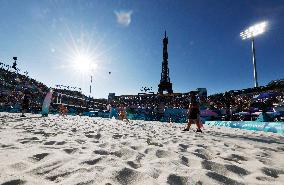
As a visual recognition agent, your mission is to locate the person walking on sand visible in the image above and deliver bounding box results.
[183,91,202,132]
[118,104,129,123]
[109,104,118,119]
[58,104,68,116]
[21,90,30,117]
[157,100,165,121]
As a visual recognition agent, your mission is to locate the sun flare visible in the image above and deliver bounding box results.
[71,52,97,73]
[55,27,114,89]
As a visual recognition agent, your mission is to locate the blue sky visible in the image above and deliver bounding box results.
[0,0,284,98]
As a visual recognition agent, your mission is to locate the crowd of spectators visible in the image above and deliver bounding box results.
[206,89,284,121]
[1,64,284,121]
[0,67,98,114]
[0,67,49,113]
[104,88,283,122]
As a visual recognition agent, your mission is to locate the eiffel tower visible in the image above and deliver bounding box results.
[158,31,173,94]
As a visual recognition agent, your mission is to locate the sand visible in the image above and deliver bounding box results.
[0,112,284,185]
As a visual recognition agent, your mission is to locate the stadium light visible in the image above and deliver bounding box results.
[240,21,267,88]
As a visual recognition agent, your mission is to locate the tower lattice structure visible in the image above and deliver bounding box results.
[158,31,173,94]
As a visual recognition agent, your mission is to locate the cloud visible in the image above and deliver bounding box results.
[114,10,133,27]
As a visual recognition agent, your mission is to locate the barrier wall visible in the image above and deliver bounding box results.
[205,121,284,134]
[2,106,283,135]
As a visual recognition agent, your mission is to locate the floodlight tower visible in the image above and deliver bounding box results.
[240,22,267,88]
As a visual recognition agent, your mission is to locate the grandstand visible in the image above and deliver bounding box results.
[0,65,283,121]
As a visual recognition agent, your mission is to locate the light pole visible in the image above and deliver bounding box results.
[88,64,96,98]
[90,75,92,97]
[240,21,267,88]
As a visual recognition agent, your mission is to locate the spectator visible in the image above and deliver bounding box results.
[21,90,30,117]
[183,92,202,132]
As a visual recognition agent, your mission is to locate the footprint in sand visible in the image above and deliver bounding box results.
[93,149,109,155]
[55,141,66,145]
[63,148,78,154]
[31,153,49,161]
[1,144,18,149]
[75,139,86,144]
[32,130,45,135]
[258,158,272,165]
[167,174,190,185]
[127,161,141,169]
[85,133,101,139]
[255,152,273,165]
[180,156,190,167]
[113,148,136,159]
[196,144,207,149]
[256,151,270,158]
[222,154,248,164]
[256,176,274,181]
[225,164,250,176]
[85,134,95,138]
[259,146,278,152]
[44,141,56,145]
[115,167,141,185]
[202,160,227,176]
[193,148,213,160]
[155,149,171,158]
[94,133,102,139]
[276,146,284,152]
[206,172,245,185]
[223,142,230,147]
[130,145,142,151]
[18,137,40,144]
[179,144,189,152]
[113,134,123,139]
[1,179,26,185]
[135,153,145,162]
[82,157,103,165]
[261,167,284,178]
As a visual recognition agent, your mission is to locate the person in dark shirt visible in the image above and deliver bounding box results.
[183,92,202,132]
[21,91,30,117]
[157,100,165,121]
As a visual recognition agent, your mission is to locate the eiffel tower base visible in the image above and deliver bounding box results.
[158,82,173,94]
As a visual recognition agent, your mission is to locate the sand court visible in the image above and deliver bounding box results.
[0,112,284,185]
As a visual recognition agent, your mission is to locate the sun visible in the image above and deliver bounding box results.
[71,52,97,73]
[55,28,114,84]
